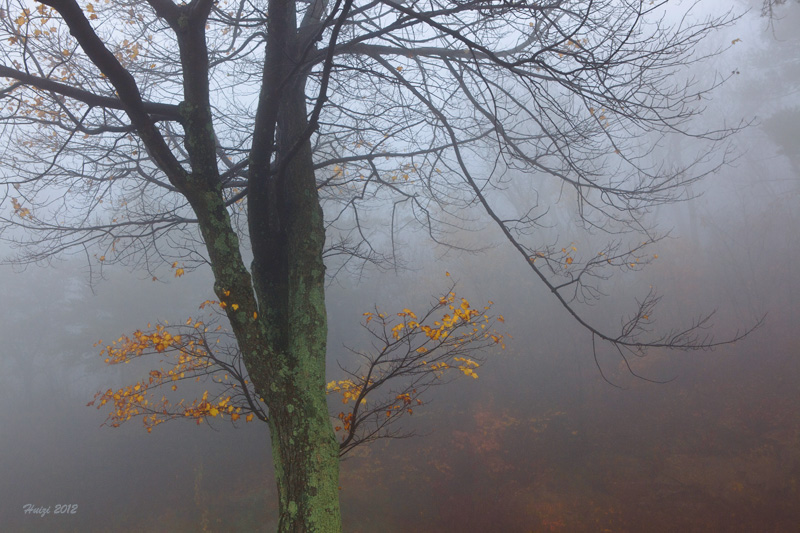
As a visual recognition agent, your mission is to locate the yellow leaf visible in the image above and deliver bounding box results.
[232,304,239,311]
[246,413,254,422]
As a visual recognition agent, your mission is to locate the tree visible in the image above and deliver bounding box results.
[0,0,757,530]
[760,0,797,21]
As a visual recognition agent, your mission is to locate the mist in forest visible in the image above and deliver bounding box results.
[1,2,799,531]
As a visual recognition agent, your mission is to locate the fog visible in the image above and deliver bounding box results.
[2,3,799,532]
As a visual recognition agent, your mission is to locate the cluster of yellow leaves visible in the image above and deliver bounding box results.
[388,162,418,182]
[529,243,579,269]
[366,290,507,359]
[90,319,257,432]
[334,411,354,433]
[364,293,503,347]
[453,356,480,378]
[562,245,577,267]
[114,39,140,64]
[84,3,99,20]
[99,322,191,362]
[8,5,57,44]
[7,94,75,122]
[89,381,252,432]
[172,261,185,277]
[327,161,421,186]
[182,391,253,424]
[385,390,423,417]
[331,388,423,434]
[566,38,590,47]
[417,357,480,379]
[199,299,219,309]
[14,3,146,63]
[326,379,368,405]
[326,379,370,435]
[529,251,546,263]
[556,37,590,58]
[589,107,611,128]
[13,5,54,27]
[198,290,257,319]
[327,286,506,440]
[10,197,31,219]
[13,8,31,27]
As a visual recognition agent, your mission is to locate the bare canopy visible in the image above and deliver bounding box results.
[0,0,756,530]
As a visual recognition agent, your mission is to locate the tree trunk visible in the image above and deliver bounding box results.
[259,93,341,530]
[179,0,341,526]
[247,16,342,526]
[183,62,341,533]
[267,361,341,532]
[258,134,340,531]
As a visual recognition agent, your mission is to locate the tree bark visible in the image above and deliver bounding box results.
[245,0,342,525]
[259,83,341,533]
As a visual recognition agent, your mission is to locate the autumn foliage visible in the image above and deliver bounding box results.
[89,280,506,452]
[324,282,506,454]
[88,302,266,432]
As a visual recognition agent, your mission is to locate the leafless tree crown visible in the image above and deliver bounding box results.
[0,0,757,370]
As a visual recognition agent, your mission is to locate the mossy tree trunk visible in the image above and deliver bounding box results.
[39,0,342,529]
[241,0,342,529]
